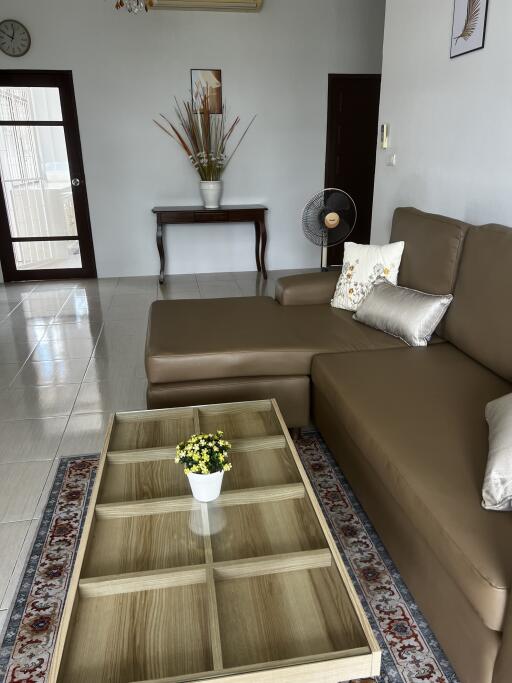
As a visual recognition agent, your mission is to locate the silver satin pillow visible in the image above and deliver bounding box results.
[483,393,512,511]
[353,281,453,347]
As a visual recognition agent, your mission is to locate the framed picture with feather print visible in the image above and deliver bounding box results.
[451,0,489,58]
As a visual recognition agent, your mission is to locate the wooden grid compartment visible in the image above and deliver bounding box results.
[99,459,190,504]
[108,409,196,452]
[81,511,206,578]
[50,400,380,683]
[197,401,282,439]
[58,583,212,683]
[216,565,367,669]
[209,497,327,563]
[223,444,301,491]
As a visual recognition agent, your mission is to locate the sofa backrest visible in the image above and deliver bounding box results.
[390,207,468,294]
[443,224,512,382]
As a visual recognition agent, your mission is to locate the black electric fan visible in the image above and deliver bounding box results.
[302,188,357,270]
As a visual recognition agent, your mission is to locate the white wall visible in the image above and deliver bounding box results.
[0,0,385,277]
[372,0,512,243]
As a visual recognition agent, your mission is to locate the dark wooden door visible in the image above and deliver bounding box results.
[324,74,381,266]
[0,70,96,281]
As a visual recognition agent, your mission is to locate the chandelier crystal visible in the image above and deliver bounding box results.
[114,0,153,12]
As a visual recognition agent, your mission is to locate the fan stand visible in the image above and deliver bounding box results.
[320,211,340,271]
[321,246,329,272]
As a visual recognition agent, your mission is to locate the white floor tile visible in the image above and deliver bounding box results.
[57,412,112,457]
[0,363,22,388]
[0,417,67,463]
[30,338,96,361]
[0,461,52,523]
[0,342,36,364]
[44,321,103,342]
[0,520,32,606]
[12,359,89,387]
[0,324,47,345]
[0,519,39,611]
[73,377,147,415]
[84,354,144,381]
[0,384,80,419]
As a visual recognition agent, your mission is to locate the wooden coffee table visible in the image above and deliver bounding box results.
[49,399,380,683]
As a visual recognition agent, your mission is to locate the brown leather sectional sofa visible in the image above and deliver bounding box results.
[146,207,512,683]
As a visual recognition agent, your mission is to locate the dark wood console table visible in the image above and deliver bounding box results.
[152,205,268,284]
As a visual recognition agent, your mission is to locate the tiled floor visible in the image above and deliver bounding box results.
[0,268,313,629]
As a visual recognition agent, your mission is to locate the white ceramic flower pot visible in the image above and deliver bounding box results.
[199,180,223,209]
[187,470,224,503]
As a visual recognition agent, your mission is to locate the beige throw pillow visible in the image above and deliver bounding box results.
[331,241,405,312]
[482,393,512,511]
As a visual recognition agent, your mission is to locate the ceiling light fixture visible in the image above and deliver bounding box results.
[114,0,153,13]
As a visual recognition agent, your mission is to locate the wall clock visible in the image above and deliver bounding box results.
[0,20,31,57]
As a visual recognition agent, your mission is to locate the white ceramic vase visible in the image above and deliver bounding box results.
[187,470,224,503]
[199,180,223,209]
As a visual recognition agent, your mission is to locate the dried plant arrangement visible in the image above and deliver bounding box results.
[155,88,256,181]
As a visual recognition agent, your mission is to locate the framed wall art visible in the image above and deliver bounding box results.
[451,0,489,58]
[191,69,222,113]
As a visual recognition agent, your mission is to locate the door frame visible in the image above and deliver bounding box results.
[0,70,97,281]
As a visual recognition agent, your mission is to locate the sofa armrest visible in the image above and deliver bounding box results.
[275,271,340,306]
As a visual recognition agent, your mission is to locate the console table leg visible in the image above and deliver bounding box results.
[254,221,262,273]
[259,219,268,279]
[156,222,165,284]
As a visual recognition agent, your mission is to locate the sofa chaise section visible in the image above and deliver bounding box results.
[145,295,410,425]
[146,207,467,426]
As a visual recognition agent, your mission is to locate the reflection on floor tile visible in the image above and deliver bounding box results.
[13,359,89,387]
[0,342,36,365]
[84,354,144,381]
[93,333,143,358]
[0,384,80,419]
[73,378,147,415]
[158,288,201,300]
[31,338,97,361]
[0,324,46,345]
[44,321,103,341]
[0,363,22,388]
[198,284,244,299]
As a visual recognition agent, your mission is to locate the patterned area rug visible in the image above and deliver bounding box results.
[0,432,459,683]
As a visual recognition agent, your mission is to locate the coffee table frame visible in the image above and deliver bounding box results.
[49,399,380,683]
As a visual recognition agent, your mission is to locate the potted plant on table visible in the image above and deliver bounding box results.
[176,430,232,503]
[155,88,256,209]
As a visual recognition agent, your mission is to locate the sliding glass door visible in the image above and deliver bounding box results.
[0,71,96,280]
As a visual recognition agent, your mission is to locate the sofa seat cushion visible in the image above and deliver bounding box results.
[311,344,512,632]
[146,297,420,385]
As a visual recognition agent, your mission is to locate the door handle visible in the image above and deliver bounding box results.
[71,178,81,187]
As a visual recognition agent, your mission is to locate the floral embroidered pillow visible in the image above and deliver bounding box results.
[331,241,405,312]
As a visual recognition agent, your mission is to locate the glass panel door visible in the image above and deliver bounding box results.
[0,72,96,281]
